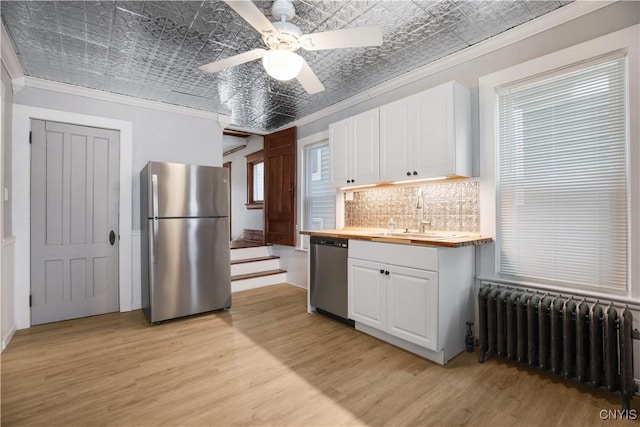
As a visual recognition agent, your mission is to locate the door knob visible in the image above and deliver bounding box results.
[109,230,116,246]
[380,269,385,274]
[385,270,390,275]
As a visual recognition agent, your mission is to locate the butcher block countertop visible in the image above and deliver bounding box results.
[300,228,493,248]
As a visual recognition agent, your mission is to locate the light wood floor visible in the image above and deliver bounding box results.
[2,284,638,426]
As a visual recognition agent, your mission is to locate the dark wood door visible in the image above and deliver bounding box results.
[264,127,296,246]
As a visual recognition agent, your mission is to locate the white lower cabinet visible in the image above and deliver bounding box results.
[386,265,438,350]
[348,240,474,365]
[348,259,438,351]
[349,259,386,330]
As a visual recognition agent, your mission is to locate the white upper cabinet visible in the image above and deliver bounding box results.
[379,97,412,182]
[329,117,350,187]
[379,81,471,182]
[329,109,380,188]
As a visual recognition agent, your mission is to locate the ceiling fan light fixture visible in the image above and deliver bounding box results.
[262,49,303,81]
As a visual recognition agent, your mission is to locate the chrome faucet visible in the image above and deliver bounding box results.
[416,188,431,233]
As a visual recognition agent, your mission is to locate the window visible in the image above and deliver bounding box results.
[246,150,264,209]
[304,142,335,235]
[252,162,264,201]
[496,55,628,293]
[310,146,322,182]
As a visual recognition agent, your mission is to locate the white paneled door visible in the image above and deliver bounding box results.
[30,119,120,325]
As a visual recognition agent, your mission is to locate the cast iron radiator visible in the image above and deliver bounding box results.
[478,284,637,410]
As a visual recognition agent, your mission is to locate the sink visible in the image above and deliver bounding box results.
[372,232,468,240]
[392,232,439,239]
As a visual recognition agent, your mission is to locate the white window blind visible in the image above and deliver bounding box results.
[304,143,335,232]
[497,55,628,293]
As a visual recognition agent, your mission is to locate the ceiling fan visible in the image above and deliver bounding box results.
[198,0,383,94]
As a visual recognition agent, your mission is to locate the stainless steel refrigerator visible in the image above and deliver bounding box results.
[140,161,231,324]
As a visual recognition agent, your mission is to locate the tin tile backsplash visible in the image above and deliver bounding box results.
[344,180,479,232]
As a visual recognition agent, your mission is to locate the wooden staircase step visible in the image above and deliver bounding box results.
[230,245,271,262]
[231,255,280,265]
[231,269,287,282]
[230,241,267,249]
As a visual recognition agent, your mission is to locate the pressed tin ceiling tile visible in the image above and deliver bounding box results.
[1,0,570,132]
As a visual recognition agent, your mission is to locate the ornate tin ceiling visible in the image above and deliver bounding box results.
[1,1,570,132]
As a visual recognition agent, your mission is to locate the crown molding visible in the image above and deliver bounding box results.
[217,114,232,130]
[22,76,221,121]
[298,129,329,146]
[11,76,26,95]
[224,125,268,136]
[284,0,616,132]
[1,21,25,82]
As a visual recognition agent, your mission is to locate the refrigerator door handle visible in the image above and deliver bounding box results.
[152,219,159,264]
[151,174,159,264]
[151,174,159,219]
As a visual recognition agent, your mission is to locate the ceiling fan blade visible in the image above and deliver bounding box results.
[199,48,267,73]
[224,0,279,36]
[299,25,383,51]
[297,60,324,94]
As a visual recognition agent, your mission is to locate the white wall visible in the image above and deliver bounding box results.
[1,64,16,349]
[11,85,225,327]
[272,245,307,288]
[2,66,13,238]
[223,135,264,240]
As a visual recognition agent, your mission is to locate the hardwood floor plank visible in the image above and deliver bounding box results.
[2,284,638,426]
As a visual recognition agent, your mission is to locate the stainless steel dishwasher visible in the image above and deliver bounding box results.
[310,236,354,326]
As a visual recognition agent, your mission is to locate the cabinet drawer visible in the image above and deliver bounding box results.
[349,240,438,271]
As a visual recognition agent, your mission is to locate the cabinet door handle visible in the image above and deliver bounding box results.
[406,172,411,176]
[379,269,385,274]
[346,179,351,183]
[413,171,418,175]
[385,270,390,275]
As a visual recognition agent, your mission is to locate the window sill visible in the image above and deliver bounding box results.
[245,202,264,210]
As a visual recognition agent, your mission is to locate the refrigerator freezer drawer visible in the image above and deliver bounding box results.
[147,217,231,323]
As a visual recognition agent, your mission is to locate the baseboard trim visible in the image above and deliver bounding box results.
[232,277,288,293]
[286,281,307,290]
[2,322,17,351]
